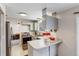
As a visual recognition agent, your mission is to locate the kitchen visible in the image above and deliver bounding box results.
[6,5,62,56]
[0,3,79,56]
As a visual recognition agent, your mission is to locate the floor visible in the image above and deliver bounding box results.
[11,44,28,56]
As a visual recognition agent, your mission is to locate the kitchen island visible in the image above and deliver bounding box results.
[28,39,62,56]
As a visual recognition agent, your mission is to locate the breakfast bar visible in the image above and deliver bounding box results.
[28,39,62,56]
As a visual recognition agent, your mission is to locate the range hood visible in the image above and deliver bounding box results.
[39,8,58,32]
[42,8,57,19]
[42,8,47,18]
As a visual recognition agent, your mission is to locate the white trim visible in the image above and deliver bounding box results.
[0,3,6,56]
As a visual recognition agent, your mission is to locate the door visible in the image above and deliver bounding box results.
[75,13,79,56]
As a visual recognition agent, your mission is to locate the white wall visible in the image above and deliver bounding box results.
[57,6,79,56]
[0,3,6,56]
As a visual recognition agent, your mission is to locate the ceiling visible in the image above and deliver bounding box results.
[5,3,79,20]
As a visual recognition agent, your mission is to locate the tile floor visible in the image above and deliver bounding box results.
[11,45,28,56]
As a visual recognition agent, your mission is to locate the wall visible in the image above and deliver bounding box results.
[57,6,79,56]
[0,3,6,56]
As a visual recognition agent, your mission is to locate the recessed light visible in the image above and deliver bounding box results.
[18,12,27,16]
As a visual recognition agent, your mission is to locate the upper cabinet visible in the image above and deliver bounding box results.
[39,15,58,31]
[46,15,58,31]
[39,19,46,31]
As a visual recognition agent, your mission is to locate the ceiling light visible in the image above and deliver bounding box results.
[37,18,41,20]
[20,13,26,16]
[18,12,27,16]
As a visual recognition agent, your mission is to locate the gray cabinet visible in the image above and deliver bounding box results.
[39,15,58,31]
[39,19,46,31]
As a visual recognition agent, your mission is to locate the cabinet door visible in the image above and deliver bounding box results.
[34,22,38,31]
[50,45,57,56]
[46,15,58,31]
[39,19,46,31]
[39,15,58,31]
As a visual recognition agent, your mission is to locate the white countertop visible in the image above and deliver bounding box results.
[28,39,62,49]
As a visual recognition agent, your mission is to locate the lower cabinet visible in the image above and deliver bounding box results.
[28,43,57,56]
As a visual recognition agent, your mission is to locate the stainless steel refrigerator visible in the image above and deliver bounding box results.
[6,21,12,56]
